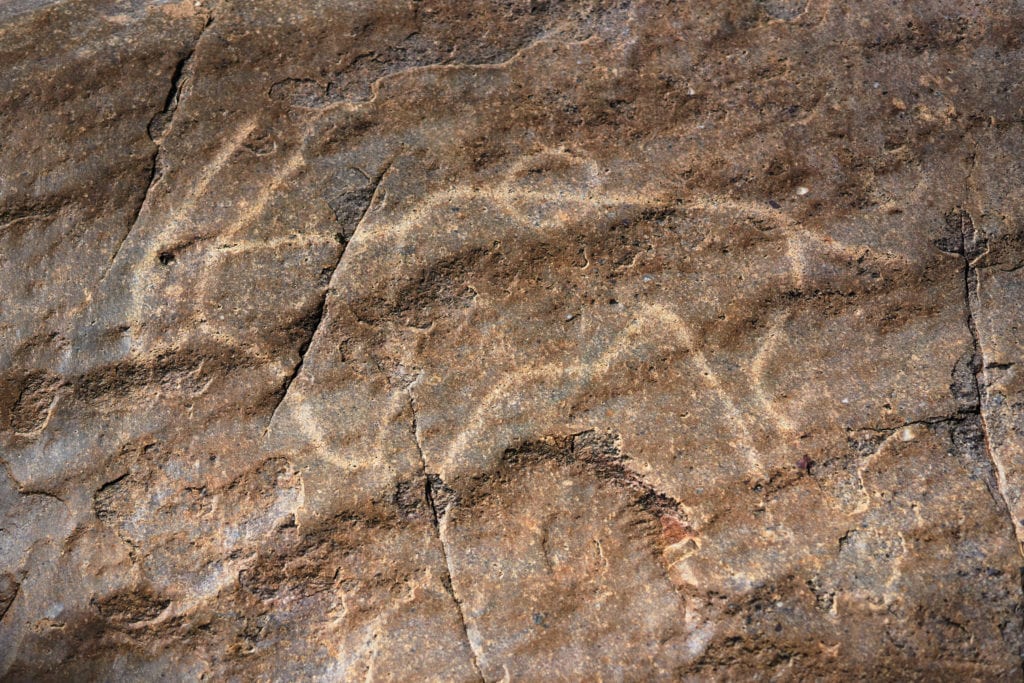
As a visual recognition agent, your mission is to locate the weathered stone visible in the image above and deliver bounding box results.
[1,0,1023,679]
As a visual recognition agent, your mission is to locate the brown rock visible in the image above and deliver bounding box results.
[1,0,1022,679]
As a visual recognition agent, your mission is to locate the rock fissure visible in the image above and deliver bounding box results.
[100,13,214,284]
[407,389,486,683]
[263,298,325,435]
[958,208,1021,553]
[264,162,391,435]
[854,413,972,435]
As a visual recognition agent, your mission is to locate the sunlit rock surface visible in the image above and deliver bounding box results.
[2,0,1023,679]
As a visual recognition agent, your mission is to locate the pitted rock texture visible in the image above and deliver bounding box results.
[2,0,1024,680]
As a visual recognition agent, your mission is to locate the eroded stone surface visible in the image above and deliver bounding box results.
[1,0,1023,679]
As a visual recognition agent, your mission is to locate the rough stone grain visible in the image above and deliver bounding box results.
[1,0,1023,680]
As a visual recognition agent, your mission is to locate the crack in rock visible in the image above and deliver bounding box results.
[407,388,486,683]
[263,162,392,436]
[956,207,1021,552]
[99,12,214,284]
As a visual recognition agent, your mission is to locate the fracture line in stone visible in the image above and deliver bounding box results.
[407,387,487,682]
[263,162,392,437]
[99,143,159,285]
[99,12,214,286]
[263,298,325,437]
[960,209,1021,553]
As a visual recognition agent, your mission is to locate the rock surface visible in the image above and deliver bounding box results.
[2,0,1024,679]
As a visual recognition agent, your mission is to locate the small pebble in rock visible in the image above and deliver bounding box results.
[795,186,809,196]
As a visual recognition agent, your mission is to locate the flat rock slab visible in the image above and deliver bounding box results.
[2,1,1023,680]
